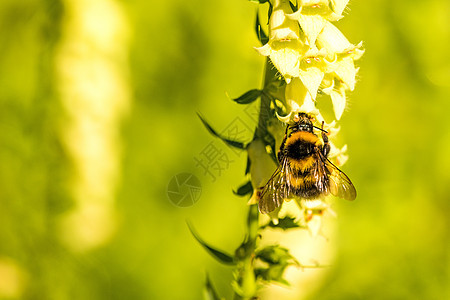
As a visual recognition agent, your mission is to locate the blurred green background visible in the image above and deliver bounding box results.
[0,0,449,299]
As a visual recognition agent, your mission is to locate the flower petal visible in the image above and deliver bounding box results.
[328,143,348,166]
[270,0,300,41]
[285,78,320,114]
[255,43,272,56]
[330,0,349,16]
[334,57,356,91]
[316,21,351,54]
[270,47,302,79]
[298,66,324,99]
[299,0,332,16]
[330,87,346,120]
[289,10,326,46]
[320,74,335,94]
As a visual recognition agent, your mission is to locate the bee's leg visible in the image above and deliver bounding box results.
[322,133,330,157]
[277,125,289,163]
[321,121,331,157]
[277,150,282,163]
[277,137,287,163]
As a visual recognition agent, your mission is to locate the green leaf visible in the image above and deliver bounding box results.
[289,0,298,12]
[254,245,299,285]
[231,280,245,298]
[255,13,269,45]
[232,89,262,104]
[261,216,305,231]
[254,267,290,286]
[197,113,246,149]
[233,181,253,197]
[203,273,221,300]
[234,236,255,261]
[188,222,236,265]
[256,245,296,265]
[249,0,269,4]
[267,2,273,25]
[245,155,251,175]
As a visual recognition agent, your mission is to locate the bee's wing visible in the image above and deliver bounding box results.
[321,155,357,201]
[313,153,331,195]
[258,158,291,214]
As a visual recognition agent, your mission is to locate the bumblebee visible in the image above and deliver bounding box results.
[258,113,356,214]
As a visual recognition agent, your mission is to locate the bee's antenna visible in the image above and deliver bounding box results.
[313,126,328,134]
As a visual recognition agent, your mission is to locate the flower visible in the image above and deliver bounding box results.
[297,199,336,237]
[285,77,319,114]
[256,0,306,82]
[256,0,363,120]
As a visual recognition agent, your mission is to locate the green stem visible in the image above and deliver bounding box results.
[254,58,278,140]
[233,58,278,300]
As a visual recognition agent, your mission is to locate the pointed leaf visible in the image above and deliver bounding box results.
[233,181,253,197]
[231,280,245,298]
[255,267,291,286]
[255,13,269,45]
[254,245,298,286]
[289,0,297,12]
[188,222,236,265]
[197,113,246,149]
[232,89,262,104]
[245,155,251,175]
[203,273,221,300]
[256,245,299,266]
[261,216,304,230]
[267,2,273,24]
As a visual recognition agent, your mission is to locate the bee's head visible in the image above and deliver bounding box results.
[291,113,314,133]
